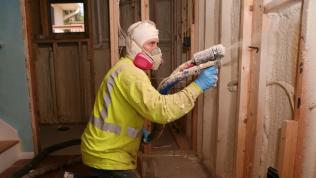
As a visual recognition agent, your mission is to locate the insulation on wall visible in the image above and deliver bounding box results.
[255,3,301,176]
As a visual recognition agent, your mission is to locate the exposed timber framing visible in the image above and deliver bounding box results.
[277,120,298,178]
[245,0,265,177]
[39,0,49,37]
[216,0,234,176]
[86,0,95,101]
[190,24,198,152]
[193,0,205,159]
[169,125,190,151]
[21,0,40,154]
[109,0,119,66]
[141,0,149,21]
[294,0,316,177]
[141,0,151,154]
[264,0,302,13]
[22,0,95,150]
[234,0,253,177]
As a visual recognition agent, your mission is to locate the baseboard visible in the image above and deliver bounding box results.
[18,151,34,159]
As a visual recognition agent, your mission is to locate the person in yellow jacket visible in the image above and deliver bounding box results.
[79,20,218,178]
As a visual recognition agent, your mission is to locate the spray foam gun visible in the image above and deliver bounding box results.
[158,44,226,92]
[143,44,225,144]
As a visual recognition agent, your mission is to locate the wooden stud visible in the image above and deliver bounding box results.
[78,42,86,120]
[187,0,192,29]
[169,125,190,151]
[141,0,149,20]
[171,0,175,70]
[175,0,182,68]
[141,0,151,154]
[190,24,197,152]
[293,0,316,177]
[244,0,266,177]
[52,42,59,123]
[39,0,49,37]
[182,0,190,139]
[109,0,119,66]
[87,0,96,102]
[277,120,298,178]
[21,0,40,154]
[264,0,302,13]
[181,0,186,65]
[193,0,205,159]
[234,0,253,177]
[216,0,234,176]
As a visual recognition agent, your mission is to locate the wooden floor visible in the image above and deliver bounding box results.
[141,152,209,178]
[0,156,95,178]
[1,126,208,178]
[40,124,85,155]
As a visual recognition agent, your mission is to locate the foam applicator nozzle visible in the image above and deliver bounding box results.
[192,44,225,65]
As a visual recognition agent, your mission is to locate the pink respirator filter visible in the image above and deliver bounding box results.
[133,52,153,70]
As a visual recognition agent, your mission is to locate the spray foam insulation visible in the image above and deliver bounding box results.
[259,2,301,172]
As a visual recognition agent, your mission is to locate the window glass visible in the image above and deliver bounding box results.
[50,3,85,33]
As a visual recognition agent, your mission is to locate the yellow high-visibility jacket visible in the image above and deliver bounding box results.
[81,57,202,170]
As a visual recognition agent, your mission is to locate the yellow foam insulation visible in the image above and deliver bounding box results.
[259,2,301,175]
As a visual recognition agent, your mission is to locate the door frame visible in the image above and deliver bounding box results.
[21,0,40,154]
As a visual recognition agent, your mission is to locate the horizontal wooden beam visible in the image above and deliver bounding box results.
[264,0,302,13]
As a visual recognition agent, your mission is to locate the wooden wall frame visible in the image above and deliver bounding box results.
[21,0,40,154]
[293,0,315,177]
[109,0,119,66]
[234,0,254,177]
[235,0,303,177]
[140,0,152,154]
[244,0,265,177]
[22,0,95,152]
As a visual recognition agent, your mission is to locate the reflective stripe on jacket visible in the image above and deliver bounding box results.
[81,57,202,170]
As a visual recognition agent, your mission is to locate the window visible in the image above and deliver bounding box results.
[49,0,88,36]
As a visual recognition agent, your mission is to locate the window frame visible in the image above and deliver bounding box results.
[47,0,89,39]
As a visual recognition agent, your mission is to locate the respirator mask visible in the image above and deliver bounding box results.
[126,21,163,70]
[133,43,163,71]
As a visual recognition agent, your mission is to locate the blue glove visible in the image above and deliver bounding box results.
[159,80,179,95]
[194,66,218,91]
[142,128,152,144]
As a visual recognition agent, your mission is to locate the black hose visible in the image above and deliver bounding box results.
[11,139,81,178]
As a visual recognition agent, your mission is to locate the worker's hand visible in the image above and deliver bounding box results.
[194,66,218,91]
